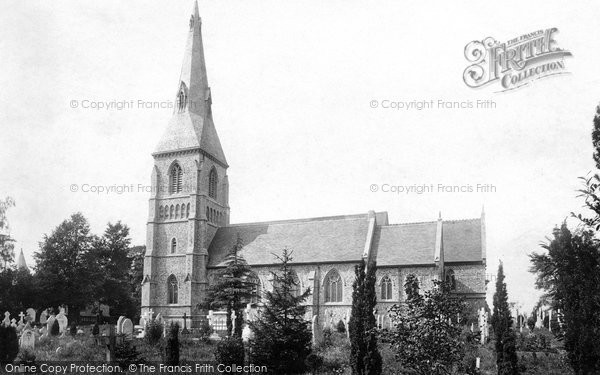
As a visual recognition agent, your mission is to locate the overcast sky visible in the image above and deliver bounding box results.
[2,0,600,312]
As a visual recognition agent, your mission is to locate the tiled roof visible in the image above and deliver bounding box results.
[442,219,482,262]
[207,214,371,267]
[207,214,483,267]
[374,222,438,266]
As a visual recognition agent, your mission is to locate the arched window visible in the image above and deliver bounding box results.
[159,206,163,220]
[170,163,183,194]
[324,269,343,303]
[169,205,174,219]
[248,273,261,304]
[167,275,178,304]
[381,276,392,300]
[445,269,456,291]
[205,206,209,221]
[171,238,177,254]
[176,82,187,112]
[175,204,180,219]
[186,203,190,218]
[208,167,218,199]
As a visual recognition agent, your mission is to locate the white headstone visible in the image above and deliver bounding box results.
[18,312,25,324]
[116,316,126,334]
[26,308,36,323]
[40,310,48,324]
[56,312,68,333]
[47,315,56,334]
[2,312,10,327]
[20,329,35,350]
[139,317,147,330]
[155,313,164,325]
[11,318,17,328]
[242,324,253,342]
[122,319,134,340]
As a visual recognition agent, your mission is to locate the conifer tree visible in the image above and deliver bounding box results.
[491,263,519,375]
[248,249,312,374]
[349,260,382,375]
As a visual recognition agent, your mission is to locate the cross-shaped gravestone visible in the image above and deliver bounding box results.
[18,312,25,324]
[182,313,189,334]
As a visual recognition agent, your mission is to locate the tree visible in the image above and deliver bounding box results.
[491,263,519,375]
[92,222,136,317]
[164,322,180,365]
[349,260,382,375]
[34,213,101,320]
[529,223,600,374]
[592,104,600,170]
[0,197,16,269]
[203,234,256,338]
[248,249,312,374]
[128,245,145,319]
[384,274,474,375]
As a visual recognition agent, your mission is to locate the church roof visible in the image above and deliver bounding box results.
[207,213,484,267]
[16,249,29,271]
[208,214,372,267]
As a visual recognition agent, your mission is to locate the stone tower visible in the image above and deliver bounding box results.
[141,1,229,325]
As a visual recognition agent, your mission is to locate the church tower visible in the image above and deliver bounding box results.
[141,1,229,325]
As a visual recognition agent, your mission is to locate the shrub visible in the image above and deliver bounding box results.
[92,323,99,336]
[145,319,163,346]
[115,337,144,369]
[17,348,36,365]
[164,322,180,366]
[197,319,213,342]
[0,325,19,364]
[69,323,77,337]
[305,353,324,375]
[50,320,60,336]
[322,327,333,347]
[336,320,346,334]
[215,336,245,371]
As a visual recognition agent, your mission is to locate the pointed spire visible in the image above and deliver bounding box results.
[16,249,28,272]
[154,1,227,166]
[438,211,442,221]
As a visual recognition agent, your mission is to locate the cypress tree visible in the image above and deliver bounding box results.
[349,260,382,375]
[491,263,519,375]
[164,322,180,366]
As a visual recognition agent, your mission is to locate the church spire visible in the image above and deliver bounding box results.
[16,248,28,272]
[177,0,210,117]
[154,1,227,166]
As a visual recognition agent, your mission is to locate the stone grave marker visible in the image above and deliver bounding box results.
[2,312,10,326]
[56,311,68,334]
[26,308,36,323]
[20,329,35,350]
[46,314,56,335]
[18,311,25,324]
[40,310,48,324]
[116,316,125,334]
[121,318,133,340]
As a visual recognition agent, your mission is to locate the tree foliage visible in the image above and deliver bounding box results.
[491,263,519,375]
[248,249,312,374]
[349,260,382,375]
[203,234,256,338]
[0,197,16,269]
[529,223,600,374]
[384,274,474,375]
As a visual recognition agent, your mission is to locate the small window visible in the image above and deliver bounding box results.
[208,167,218,199]
[248,273,261,304]
[170,163,183,194]
[381,276,393,300]
[324,269,343,302]
[167,275,178,304]
[171,238,177,254]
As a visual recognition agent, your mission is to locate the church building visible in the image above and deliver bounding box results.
[141,2,487,328]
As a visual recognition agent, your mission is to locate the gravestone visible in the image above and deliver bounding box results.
[155,313,164,325]
[139,317,147,330]
[116,316,125,334]
[46,315,56,335]
[18,312,25,324]
[241,324,253,342]
[121,319,133,341]
[56,311,68,334]
[26,308,36,323]
[40,310,48,324]
[11,318,17,328]
[2,312,10,326]
[20,329,35,350]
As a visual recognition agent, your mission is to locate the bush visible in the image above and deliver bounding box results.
[0,325,19,364]
[164,322,180,366]
[69,323,77,337]
[305,353,324,375]
[115,337,144,369]
[51,320,60,336]
[17,348,36,365]
[145,319,163,346]
[92,323,99,336]
[215,336,245,372]
[321,327,333,347]
[197,319,213,342]
[336,320,346,334]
